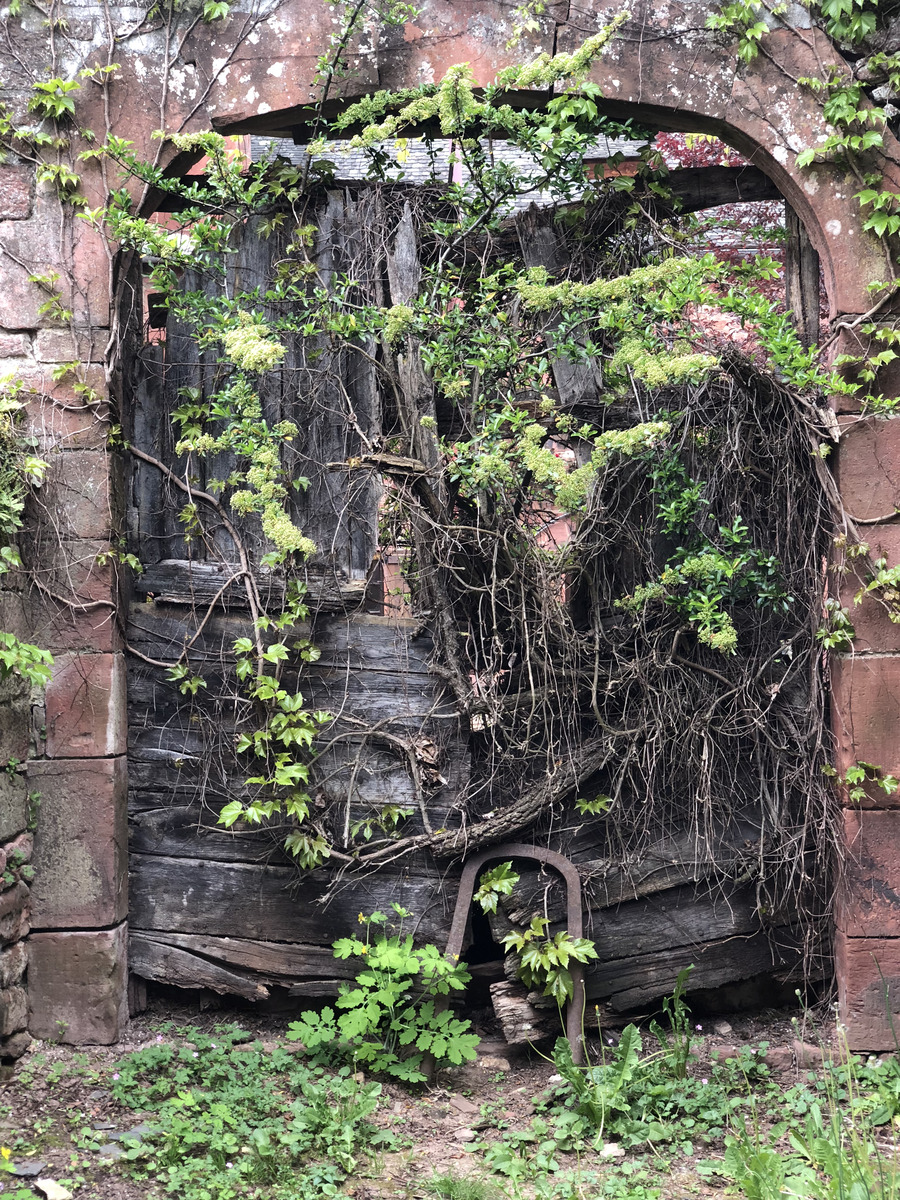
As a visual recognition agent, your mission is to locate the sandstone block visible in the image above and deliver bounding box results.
[28,756,127,928]
[0,1030,32,1059]
[836,418,900,523]
[28,924,128,1044]
[827,327,900,415]
[0,332,29,358]
[21,369,110,453]
[831,655,900,789]
[837,524,900,655]
[0,673,32,766]
[0,883,28,945]
[34,328,103,364]
[0,942,27,988]
[15,540,119,654]
[0,882,29,945]
[0,987,26,1037]
[0,166,33,220]
[5,832,32,864]
[0,773,29,843]
[838,810,900,936]
[45,652,126,758]
[792,1038,824,1068]
[1,190,107,328]
[835,930,900,1050]
[0,260,47,330]
[43,450,115,541]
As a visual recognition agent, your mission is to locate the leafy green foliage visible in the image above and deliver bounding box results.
[217,594,331,863]
[501,916,598,1005]
[618,458,791,655]
[648,965,695,1080]
[0,383,52,689]
[817,598,857,651]
[474,861,520,914]
[109,1023,394,1199]
[822,759,899,802]
[705,0,771,62]
[28,77,81,121]
[286,907,480,1081]
[0,632,53,687]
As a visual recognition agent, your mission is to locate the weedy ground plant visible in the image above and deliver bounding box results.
[285,905,480,1081]
[3,978,900,1200]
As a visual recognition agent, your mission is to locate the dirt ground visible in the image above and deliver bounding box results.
[0,994,834,1200]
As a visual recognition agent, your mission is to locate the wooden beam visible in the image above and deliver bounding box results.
[785,201,822,348]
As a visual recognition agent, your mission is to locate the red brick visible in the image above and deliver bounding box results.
[835,930,900,1051]
[27,924,128,1044]
[831,655,900,788]
[0,166,33,220]
[837,525,900,653]
[836,417,900,522]
[45,651,126,757]
[28,756,127,929]
[838,810,900,935]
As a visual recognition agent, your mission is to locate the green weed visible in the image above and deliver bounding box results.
[108,1023,396,1199]
[286,906,479,1081]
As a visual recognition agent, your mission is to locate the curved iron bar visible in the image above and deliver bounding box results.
[444,842,587,1065]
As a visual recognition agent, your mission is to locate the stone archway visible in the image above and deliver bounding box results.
[7,0,899,1050]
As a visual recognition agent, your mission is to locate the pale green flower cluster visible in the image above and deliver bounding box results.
[495,16,627,88]
[556,421,671,512]
[384,303,416,344]
[221,313,286,373]
[438,64,477,135]
[609,339,718,387]
[520,423,568,487]
[516,258,702,312]
[260,506,317,557]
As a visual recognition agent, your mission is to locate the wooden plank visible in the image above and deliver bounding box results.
[586,926,806,1011]
[490,980,561,1045]
[785,201,821,349]
[503,818,763,923]
[128,852,455,946]
[126,604,438,674]
[132,931,354,979]
[133,560,367,614]
[288,980,350,997]
[661,165,780,214]
[129,805,290,864]
[129,935,270,1000]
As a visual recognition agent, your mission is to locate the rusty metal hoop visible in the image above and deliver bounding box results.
[445,842,587,1064]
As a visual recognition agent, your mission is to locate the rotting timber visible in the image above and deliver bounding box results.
[123,178,836,1031]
